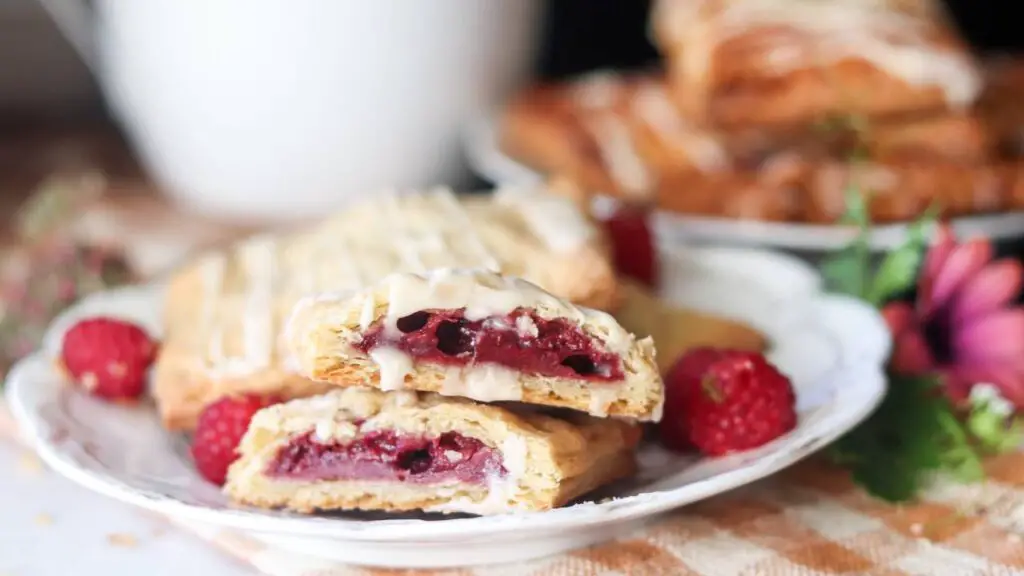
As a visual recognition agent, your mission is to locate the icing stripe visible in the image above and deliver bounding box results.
[434,188,502,271]
[584,114,653,197]
[239,235,278,371]
[632,83,730,173]
[386,191,429,272]
[197,253,226,367]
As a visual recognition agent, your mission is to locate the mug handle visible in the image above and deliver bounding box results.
[35,0,97,73]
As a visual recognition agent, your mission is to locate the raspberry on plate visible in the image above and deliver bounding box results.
[60,317,158,401]
[660,348,797,456]
[602,207,659,287]
[191,394,282,486]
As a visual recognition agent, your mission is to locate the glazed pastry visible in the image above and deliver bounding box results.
[225,387,639,514]
[152,186,619,430]
[977,58,1024,155]
[500,71,1022,223]
[500,72,731,204]
[650,0,982,128]
[285,268,664,421]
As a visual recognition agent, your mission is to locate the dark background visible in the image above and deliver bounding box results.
[535,0,1020,80]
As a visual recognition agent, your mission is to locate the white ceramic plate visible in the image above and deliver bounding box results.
[6,246,888,569]
[465,117,1024,252]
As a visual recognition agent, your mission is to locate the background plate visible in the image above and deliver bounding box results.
[464,117,1024,253]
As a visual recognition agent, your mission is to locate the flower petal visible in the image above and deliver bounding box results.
[953,259,1024,326]
[922,238,993,316]
[940,367,975,405]
[890,329,936,375]
[881,302,916,335]
[955,309,1024,363]
[919,223,957,302]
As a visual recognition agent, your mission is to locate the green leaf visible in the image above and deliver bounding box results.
[839,184,871,228]
[936,411,985,482]
[816,130,986,503]
[966,385,1024,454]
[821,247,868,299]
[865,244,921,306]
[865,212,935,305]
[829,373,982,502]
[820,186,874,299]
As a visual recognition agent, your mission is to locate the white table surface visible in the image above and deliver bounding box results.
[0,437,256,576]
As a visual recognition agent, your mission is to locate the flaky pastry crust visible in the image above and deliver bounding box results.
[284,269,664,422]
[153,186,619,430]
[225,387,639,515]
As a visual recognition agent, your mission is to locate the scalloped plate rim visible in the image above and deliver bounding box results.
[5,247,890,543]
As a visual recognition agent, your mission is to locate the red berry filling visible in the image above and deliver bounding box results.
[356,308,624,382]
[266,430,505,485]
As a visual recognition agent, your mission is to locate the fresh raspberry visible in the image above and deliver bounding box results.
[191,394,282,485]
[602,207,659,287]
[60,317,158,401]
[658,348,727,451]
[659,348,797,456]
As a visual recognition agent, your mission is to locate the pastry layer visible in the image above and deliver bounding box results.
[284,269,664,421]
[153,186,619,430]
[650,0,981,127]
[225,387,639,515]
[499,71,1024,223]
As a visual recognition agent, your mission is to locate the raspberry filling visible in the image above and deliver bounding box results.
[356,308,624,381]
[266,429,505,485]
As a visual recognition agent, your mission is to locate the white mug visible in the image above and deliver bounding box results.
[37,0,544,221]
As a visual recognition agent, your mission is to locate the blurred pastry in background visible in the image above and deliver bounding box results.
[649,0,982,129]
[499,70,1023,223]
[498,0,1024,226]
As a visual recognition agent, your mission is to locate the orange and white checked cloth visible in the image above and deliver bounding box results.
[10,388,1014,576]
[6,406,1020,575]
[167,456,1024,576]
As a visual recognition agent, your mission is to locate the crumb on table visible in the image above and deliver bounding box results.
[106,533,139,548]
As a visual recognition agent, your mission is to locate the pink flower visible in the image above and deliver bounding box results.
[883,224,1024,408]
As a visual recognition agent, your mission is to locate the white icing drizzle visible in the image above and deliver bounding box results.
[239,235,278,371]
[196,253,226,352]
[370,347,414,391]
[204,236,278,376]
[385,190,429,272]
[572,70,624,110]
[494,187,596,252]
[335,232,369,292]
[569,71,654,196]
[432,188,502,271]
[381,269,566,325]
[584,114,654,197]
[358,291,378,331]
[655,0,982,107]
[196,185,603,379]
[369,268,630,351]
[442,364,524,403]
[631,82,730,173]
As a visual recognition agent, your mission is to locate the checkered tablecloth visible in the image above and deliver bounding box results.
[5,402,1023,576]
[191,458,1024,575]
